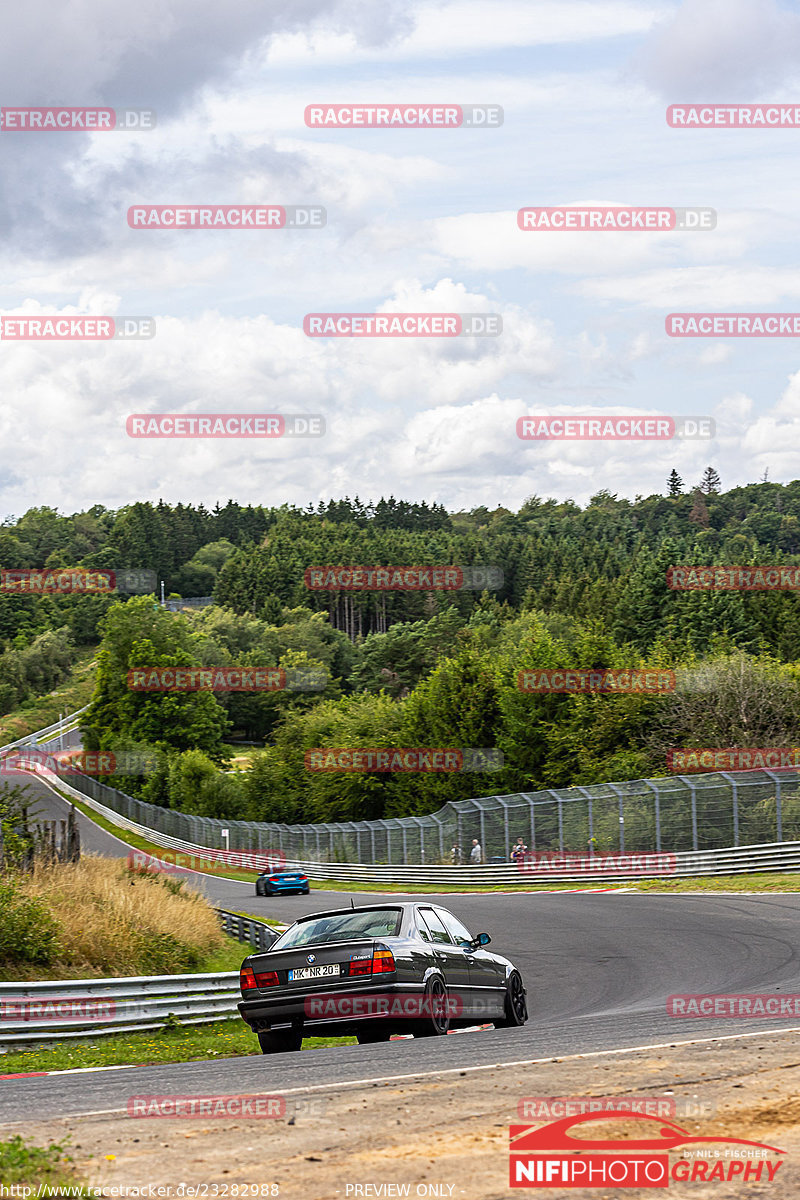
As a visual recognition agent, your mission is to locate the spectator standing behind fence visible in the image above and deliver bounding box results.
[510,836,527,862]
[470,838,482,864]
[450,842,462,865]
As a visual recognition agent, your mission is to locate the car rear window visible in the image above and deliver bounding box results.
[270,908,402,949]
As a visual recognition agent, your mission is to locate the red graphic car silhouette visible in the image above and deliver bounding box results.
[510,1111,785,1155]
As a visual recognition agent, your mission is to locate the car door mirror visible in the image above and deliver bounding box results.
[459,939,473,951]
[477,932,491,947]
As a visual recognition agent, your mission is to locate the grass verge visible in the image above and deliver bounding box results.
[0,1019,353,1075]
[2,856,248,981]
[0,648,97,745]
[0,1134,91,1192]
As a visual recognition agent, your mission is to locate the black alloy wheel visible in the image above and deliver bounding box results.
[412,975,450,1037]
[494,971,527,1027]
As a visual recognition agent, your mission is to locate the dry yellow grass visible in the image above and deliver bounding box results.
[15,856,225,977]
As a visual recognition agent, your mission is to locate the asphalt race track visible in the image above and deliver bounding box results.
[3,773,800,1126]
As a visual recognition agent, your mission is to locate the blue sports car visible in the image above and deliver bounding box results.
[255,865,310,896]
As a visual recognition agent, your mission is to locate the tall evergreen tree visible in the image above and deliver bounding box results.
[700,466,722,495]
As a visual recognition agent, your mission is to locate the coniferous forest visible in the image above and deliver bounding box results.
[3,477,800,825]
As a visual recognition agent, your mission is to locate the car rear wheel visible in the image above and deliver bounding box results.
[258,1029,302,1054]
[494,971,527,1027]
[356,1025,393,1044]
[412,975,450,1037]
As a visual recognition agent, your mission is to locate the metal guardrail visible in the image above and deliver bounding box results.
[0,908,280,1048]
[55,744,800,861]
[0,706,89,759]
[0,971,241,1047]
[18,761,800,883]
[216,909,280,953]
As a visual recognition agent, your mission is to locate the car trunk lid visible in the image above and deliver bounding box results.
[245,938,377,992]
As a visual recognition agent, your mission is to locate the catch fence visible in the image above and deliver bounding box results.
[63,766,800,865]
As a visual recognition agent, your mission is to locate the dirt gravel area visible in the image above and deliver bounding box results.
[10,1033,800,1199]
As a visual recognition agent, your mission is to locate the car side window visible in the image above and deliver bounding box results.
[438,910,473,945]
[418,908,453,945]
[415,912,431,941]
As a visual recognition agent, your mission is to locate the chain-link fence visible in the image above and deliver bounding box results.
[63,766,800,865]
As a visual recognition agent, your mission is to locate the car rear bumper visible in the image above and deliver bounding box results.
[238,980,504,1034]
[239,981,430,1035]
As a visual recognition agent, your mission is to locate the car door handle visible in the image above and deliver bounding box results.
[434,951,447,961]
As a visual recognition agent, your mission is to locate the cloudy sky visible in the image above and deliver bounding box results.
[3,0,800,516]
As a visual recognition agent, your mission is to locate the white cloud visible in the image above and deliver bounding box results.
[266,1,668,67]
[578,265,800,306]
[635,0,800,99]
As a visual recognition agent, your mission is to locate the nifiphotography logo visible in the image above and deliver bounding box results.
[509,1111,785,1188]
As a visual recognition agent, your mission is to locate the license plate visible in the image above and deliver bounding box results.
[288,964,340,981]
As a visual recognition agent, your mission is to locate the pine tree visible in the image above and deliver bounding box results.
[700,466,721,495]
[667,469,682,497]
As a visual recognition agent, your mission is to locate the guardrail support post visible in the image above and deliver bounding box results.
[522,795,536,850]
[719,774,740,847]
[675,777,699,850]
[764,770,787,843]
[644,781,661,851]
[607,785,625,853]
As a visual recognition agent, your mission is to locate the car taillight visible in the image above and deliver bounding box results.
[240,965,257,992]
[255,970,279,987]
[372,949,395,974]
[348,959,372,976]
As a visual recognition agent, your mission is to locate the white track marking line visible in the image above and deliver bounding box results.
[4,1024,800,1122]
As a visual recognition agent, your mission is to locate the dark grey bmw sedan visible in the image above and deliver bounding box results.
[238,901,527,1052]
